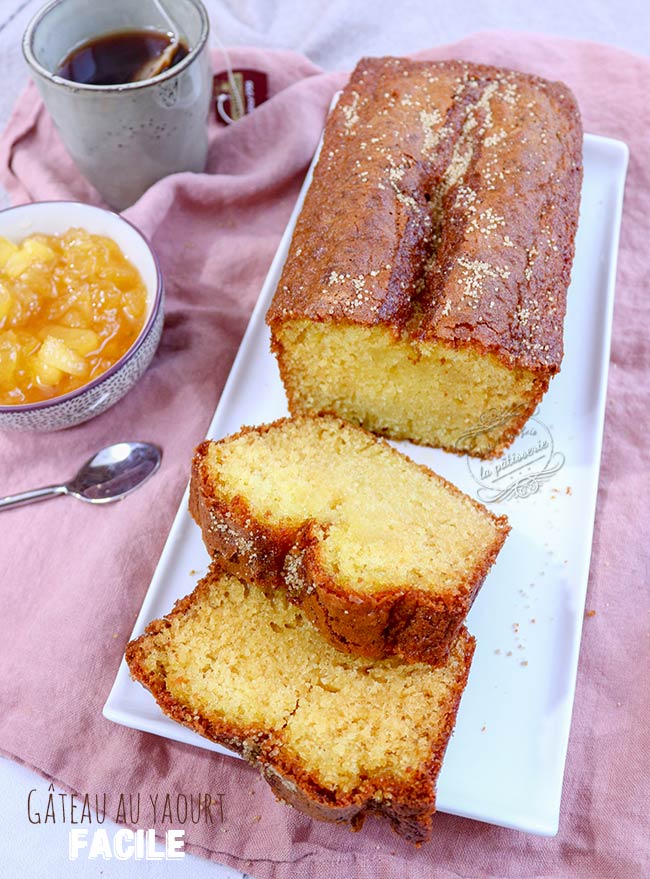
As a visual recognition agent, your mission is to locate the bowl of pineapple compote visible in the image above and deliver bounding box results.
[0,202,163,430]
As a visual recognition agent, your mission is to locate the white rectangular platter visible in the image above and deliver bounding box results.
[105,131,628,837]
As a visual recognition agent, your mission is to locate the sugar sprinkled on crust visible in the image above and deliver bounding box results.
[266,57,583,457]
[190,415,509,664]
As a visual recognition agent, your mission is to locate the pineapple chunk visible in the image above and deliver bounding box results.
[32,356,63,387]
[0,237,19,269]
[0,331,19,385]
[23,238,57,262]
[122,289,146,322]
[47,325,99,356]
[102,265,140,291]
[4,239,57,278]
[3,250,33,279]
[14,330,39,356]
[0,284,11,323]
[59,309,86,328]
[38,335,88,377]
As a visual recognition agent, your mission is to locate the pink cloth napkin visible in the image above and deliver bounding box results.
[0,34,648,879]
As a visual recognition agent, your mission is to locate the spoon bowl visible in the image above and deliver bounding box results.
[68,442,162,503]
[0,442,162,511]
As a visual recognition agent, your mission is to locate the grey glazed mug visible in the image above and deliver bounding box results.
[22,0,212,210]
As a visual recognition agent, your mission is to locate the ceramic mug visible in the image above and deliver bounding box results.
[22,0,212,210]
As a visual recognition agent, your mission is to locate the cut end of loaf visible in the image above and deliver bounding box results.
[266,57,582,458]
[126,568,476,842]
[270,321,548,458]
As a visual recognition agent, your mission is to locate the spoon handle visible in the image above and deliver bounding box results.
[0,484,68,511]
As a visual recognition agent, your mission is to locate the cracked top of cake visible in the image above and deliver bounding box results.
[267,56,583,375]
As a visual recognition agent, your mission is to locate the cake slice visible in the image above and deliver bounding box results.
[126,567,476,843]
[267,57,583,457]
[190,415,508,666]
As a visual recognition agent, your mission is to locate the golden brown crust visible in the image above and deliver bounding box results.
[259,644,472,846]
[125,584,268,756]
[189,415,509,665]
[125,571,476,845]
[267,56,583,377]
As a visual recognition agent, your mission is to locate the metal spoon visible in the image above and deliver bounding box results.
[0,442,162,511]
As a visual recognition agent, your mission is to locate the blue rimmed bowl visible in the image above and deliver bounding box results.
[0,201,164,431]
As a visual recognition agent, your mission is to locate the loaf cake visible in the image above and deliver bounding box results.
[190,415,508,665]
[126,566,476,843]
[267,57,583,457]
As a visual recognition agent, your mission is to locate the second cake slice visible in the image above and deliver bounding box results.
[126,566,475,843]
[190,415,508,665]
